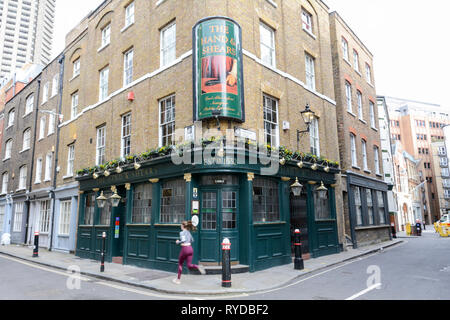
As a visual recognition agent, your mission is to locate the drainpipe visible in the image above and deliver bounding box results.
[24,76,42,245]
[49,54,65,252]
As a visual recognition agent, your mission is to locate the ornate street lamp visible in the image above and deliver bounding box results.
[316,182,328,199]
[96,191,107,208]
[290,178,303,197]
[297,104,316,150]
[110,191,122,208]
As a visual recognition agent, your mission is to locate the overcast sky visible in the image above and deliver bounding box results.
[53,0,450,108]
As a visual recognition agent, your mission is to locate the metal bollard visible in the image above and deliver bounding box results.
[100,232,106,272]
[294,229,304,270]
[32,232,39,258]
[391,223,397,239]
[222,238,231,288]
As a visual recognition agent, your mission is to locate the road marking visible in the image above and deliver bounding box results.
[0,254,91,282]
[345,283,381,300]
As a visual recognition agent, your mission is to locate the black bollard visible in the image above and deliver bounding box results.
[100,232,106,272]
[294,229,304,270]
[391,223,397,239]
[222,238,231,288]
[32,232,39,258]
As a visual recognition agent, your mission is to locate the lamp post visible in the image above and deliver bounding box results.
[297,104,316,150]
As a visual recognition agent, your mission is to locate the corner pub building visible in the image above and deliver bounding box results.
[67,0,344,273]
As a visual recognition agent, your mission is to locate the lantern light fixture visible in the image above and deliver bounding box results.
[290,178,303,197]
[96,191,107,208]
[316,181,328,199]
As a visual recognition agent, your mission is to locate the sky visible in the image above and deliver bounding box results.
[53,0,450,109]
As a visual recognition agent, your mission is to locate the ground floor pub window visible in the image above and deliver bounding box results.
[99,191,112,226]
[222,191,237,229]
[353,187,363,226]
[84,193,95,225]
[160,179,185,224]
[132,183,152,224]
[202,192,217,230]
[366,189,374,225]
[314,185,331,220]
[376,191,386,224]
[253,177,279,223]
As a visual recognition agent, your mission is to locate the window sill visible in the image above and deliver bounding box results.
[23,112,32,118]
[3,158,10,162]
[58,234,70,238]
[253,221,285,226]
[354,69,362,77]
[352,165,361,170]
[343,58,352,67]
[44,179,51,183]
[363,169,371,174]
[63,175,73,180]
[156,0,167,6]
[302,27,316,40]
[376,173,383,178]
[70,74,80,82]
[19,148,30,154]
[154,223,180,227]
[97,43,110,53]
[121,22,134,33]
[355,224,390,230]
[6,125,13,130]
[359,118,366,124]
[47,132,54,137]
[371,127,378,132]
[265,0,278,8]
[367,81,374,88]
[347,111,356,118]
[16,188,26,192]
[34,181,41,185]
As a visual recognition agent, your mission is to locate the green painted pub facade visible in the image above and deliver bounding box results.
[75,147,341,273]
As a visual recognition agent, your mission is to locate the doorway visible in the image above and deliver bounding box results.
[290,189,309,257]
[199,187,239,264]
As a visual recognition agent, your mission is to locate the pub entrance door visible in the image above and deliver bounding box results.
[199,187,239,264]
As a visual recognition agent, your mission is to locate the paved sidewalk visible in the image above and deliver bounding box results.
[0,239,403,296]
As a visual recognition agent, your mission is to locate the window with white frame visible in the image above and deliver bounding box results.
[45,153,52,181]
[13,202,24,232]
[67,145,75,176]
[48,113,55,135]
[160,22,176,67]
[35,158,42,183]
[39,200,51,233]
[39,116,46,139]
[374,146,380,175]
[301,9,313,33]
[310,117,320,157]
[25,95,34,115]
[366,189,374,225]
[73,58,80,78]
[125,1,135,27]
[353,50,360,72]
[362,139,368,171]
[121,113,131,158]
[263,94,279,148]
[7,109,15,127]
[260,22,276,67]
[42,82,49,104]
[350,133,357,167]
[123,48,134,86]
[159,95,175,147]
[22,128,31,151]
[342,37,349,61]
[99,66,109,101]
[96,125,106,165]
[4,139,12,160]
[52,75,58,97]
[345,82,352,113]
[101,23,111,48]
[442,167,450,177]
[369,101,376,129]
[305,53,316,90]
[59,200,71,236]
[365,63,372,84]
[357,90,363,120]
[19,166,27,190]
[2,173,8,194]
[71,92,78,119]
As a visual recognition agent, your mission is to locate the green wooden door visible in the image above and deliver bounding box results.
[199,188,239,263]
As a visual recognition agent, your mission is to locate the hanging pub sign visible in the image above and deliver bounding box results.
[193,16,245,122]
